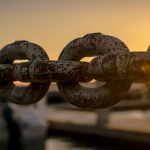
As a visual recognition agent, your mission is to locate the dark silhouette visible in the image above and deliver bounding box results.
[46,91,65,104]
[0,97,22,150]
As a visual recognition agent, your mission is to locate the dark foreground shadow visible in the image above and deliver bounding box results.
[0,97,22,150]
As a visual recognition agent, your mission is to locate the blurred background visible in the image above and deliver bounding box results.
[1,0,150,58]
[0,0,150,150]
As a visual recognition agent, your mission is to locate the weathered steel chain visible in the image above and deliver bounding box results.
[0,33,149,108]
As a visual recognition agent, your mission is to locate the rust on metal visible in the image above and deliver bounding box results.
[0,64,13,82]
[58,33,132,108]
[0,33,150,109]
[13,61,92,83]
[0,41,50,105]
[89,52,150,82]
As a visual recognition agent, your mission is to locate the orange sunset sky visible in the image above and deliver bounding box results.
[0,0,150,59]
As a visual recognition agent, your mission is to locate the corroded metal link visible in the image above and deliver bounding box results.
[58,33,132,109]
[0,41,50,105]
[0,52,150,83]
[13,61,92,83]
[0,64,13,82]
[2,52,150,83]
[1,33,150,108]
[89,52,150,82]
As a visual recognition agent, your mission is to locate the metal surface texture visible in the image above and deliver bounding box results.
[0,41,50,105]
[13,61,91,83]
[89,52,150,82]
[58,33,132,108]
[0,33,149,108]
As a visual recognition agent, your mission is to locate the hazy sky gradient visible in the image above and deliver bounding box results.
[0,0,150,59]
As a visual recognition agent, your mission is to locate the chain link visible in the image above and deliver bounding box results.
[0,41,50,104]
[90,52,150,82]
[0,33,149,108]
[57,33,132,108]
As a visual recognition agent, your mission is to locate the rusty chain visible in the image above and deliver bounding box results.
[0,33,149,108]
